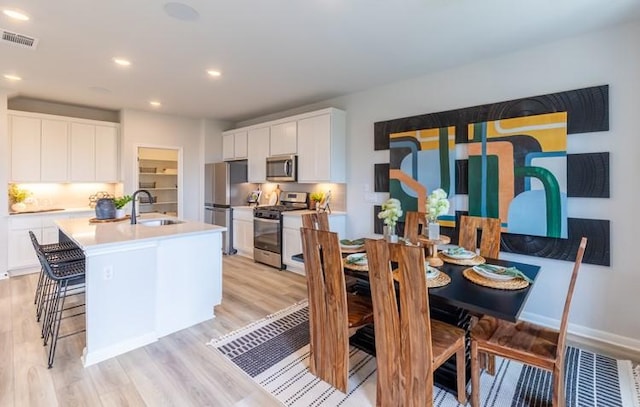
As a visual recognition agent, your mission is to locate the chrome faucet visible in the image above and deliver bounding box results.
[130,189,153,224]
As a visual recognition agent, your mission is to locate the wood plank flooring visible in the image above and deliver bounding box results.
[0,255,308,407]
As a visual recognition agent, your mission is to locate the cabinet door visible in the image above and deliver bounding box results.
[70,123,96,181]
[40,119,69,182]
[8,228,39,269]
[41,226,60,245]
[298,114,331,182]
[282,227,303,273]
[233,219,254,257]
[10,115,41,182]
[222,133,235,160]
[270,121,297,155]
[95,125,119,181]
[233,131,248,159]
[247,127,270,182]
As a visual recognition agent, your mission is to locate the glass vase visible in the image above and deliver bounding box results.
[428,221,440,240]
[384,224,399,243]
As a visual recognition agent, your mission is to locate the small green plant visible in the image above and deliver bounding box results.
[113,195,132,209]
[8,184,31,204]
[310,191,324,203]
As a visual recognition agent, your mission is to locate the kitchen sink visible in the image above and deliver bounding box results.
[138,219,185,227]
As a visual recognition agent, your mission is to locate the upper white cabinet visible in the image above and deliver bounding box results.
[247,126,270,183]
[270,121,297,156]
[223,131,248,161]
[297,109,346,183]
[9,111,120,183]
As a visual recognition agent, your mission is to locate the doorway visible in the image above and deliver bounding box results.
[136,147,181,216]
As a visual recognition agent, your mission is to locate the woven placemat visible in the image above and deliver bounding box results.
[439,252,486,266]
[341,246,365,254]
[462,268,529,290]
[89,215,131,223]
[392,269,451,288]
[343,259,369,272]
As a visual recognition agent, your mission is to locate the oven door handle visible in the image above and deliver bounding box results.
[254,218,280,224]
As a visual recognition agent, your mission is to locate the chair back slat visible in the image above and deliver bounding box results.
[366,239,434,406]
[556,237,588,359]
[302,212,330,231]
[459,215,501,258]
[300,227,349,392]
[403,211,429,245]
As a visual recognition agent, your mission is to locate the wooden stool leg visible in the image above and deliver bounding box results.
[456,346,467,404]
[486,353,496,376]
[471,341,480,407]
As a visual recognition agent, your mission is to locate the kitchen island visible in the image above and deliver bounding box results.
[55,213,226,366]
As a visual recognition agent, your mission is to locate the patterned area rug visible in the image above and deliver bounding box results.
[208,301,640,407]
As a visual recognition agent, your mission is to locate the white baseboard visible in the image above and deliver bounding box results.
[81,333,158,367]
[520,311,640,361]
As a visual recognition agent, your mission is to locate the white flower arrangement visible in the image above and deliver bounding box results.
[426,188,449,222]
[377,198,403,228]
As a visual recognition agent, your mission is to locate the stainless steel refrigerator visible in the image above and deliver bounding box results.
[204,161,255,254]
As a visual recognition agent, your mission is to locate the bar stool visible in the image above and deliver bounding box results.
[29,231,84,321]
[34,248,86,368]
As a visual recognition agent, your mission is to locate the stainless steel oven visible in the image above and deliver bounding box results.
[253,191,307,269]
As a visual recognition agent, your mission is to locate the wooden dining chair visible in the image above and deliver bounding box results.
[458,215,501,258]
[300,227,374,393]
[301,212,330,230]
[403,210,429,244]
[365,238,467,406]
[470,237,588,407]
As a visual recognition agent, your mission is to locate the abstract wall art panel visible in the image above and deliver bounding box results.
[373,85,611,266]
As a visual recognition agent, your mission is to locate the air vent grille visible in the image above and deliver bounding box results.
[1,29,38,49]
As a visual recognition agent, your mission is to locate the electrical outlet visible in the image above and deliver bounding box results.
[103,266,113,280]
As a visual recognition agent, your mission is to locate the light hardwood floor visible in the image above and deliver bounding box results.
[1,255,308,407]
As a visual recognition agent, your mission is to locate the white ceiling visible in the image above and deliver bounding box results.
[1,0,639,123]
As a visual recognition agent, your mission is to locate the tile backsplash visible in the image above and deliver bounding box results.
[9,183,122,211]
[258,183,345,211]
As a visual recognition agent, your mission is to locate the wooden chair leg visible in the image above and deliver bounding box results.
[552,364,564,407]
[470,341,480,407]
[456,346,467,404]
[486,353,496,376]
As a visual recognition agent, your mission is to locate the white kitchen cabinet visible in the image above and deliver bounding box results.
[282,211,346,274]
[232,207,254,258]
[70,123,96,181]
[297,109,346,183]
[247,126,270,183]
[223,131,248,161]
[7,213,70,272]
[95,125,119,181]
[10,115,41,182]
[40,119,69,182]
[270,121,297,156]
[9,111,120,183]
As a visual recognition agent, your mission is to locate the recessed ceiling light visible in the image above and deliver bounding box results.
[3,74,22,81]
[207,70,221,77]
[3,9,30,21]
[113,58,131,66]
[149,101,162,107]
[164,2,199,21]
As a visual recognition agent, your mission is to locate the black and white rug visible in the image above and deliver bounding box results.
[208,301,640,407]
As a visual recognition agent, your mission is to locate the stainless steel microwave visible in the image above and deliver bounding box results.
[266,155,297,182]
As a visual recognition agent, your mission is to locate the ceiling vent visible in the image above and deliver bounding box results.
[1,28,38,49]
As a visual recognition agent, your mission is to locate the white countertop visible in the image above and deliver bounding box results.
[282,210,346,217]
[55,213,226,250]
[6,206,95,217]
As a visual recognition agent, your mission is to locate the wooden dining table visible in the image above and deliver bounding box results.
[291,250,541,394]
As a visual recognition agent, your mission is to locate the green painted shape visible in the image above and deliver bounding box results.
[514,166,563,238]
[472,122,484,142]
[438,127,451,196]
[468,155,499,218]
[389,179,417,222]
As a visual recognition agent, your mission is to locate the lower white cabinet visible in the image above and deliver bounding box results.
[282,212,346,274]
[7,211,93,272]
[232,208,254,257]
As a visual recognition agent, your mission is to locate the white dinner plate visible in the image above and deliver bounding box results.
[425,264,440,280]
[341,244,365,250]
[442,248,477,260]
[472,265,515,281]
[346,253,368,265]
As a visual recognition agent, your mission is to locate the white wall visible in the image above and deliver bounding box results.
[0,90,8,278]
[203,118,231,164]
[121,110,224,222]
[324,21,640,350]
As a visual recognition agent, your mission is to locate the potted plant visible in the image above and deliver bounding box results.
[377,198,403,242]
[8,184,31,212]
[425,188,450,239]
[309,191,324,210]
[113,195,132,218]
